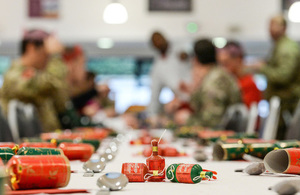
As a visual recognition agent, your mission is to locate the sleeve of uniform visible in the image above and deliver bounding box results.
[46,55,68,80]
[46,56,69,113]
[12,62,63,101]
[261,43,300,85]
[187,72,240,128]
[197,81,229,127]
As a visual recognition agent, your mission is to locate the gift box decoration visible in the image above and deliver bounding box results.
[19,142,56,148]
[274,140,300,149]
[264,148,300,174]
[0,142,15,149]
[213,143,245,160]
[50,139,100,151]
[6,155,70,190]
[223,138,272,145]
[142,146,182,157]
[174,164,211,184]
[166,164,180,182]
[198,130,236,143]
[0,147,15,164]
[121,163,148,182]
[21,138,44,143]
[17,147,63,156]
[79,139,100,151]
[162,147,179,157]
[245,143,275,159]
[58,142,94,161]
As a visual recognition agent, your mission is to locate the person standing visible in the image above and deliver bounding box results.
[252,15,300,139]
[147,31,190,126]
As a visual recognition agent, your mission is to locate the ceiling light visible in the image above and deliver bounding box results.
[103,2,128,24]
[288,2,300,23]
[97,38,114,49]
[212,37,227,49]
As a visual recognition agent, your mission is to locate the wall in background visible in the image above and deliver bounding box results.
[0,0,285,113]
[0,0,285,43]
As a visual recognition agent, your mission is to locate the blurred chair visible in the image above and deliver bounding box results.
[0,105,14,142]
[7,100,42,143]
[219,103,249,133]
[261,96,280,140]
[245,102,258,135]
[285,100,300,140]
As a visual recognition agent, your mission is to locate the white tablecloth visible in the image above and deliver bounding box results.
[64,133,299,195]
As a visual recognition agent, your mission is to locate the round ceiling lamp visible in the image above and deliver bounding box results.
[212,37,227,49]
[97,38,114,49]
[288,1,300,23]
[103,2,128,24]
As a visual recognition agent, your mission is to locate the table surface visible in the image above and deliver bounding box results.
[63,131,300,195]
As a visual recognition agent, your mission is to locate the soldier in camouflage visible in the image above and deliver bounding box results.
[178,39,241,128]
[253,15,300,139]
[1,30,68,132]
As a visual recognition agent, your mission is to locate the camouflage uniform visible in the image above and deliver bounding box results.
[46,56,69,114]
[1,56,68,132]
[187,66,241,128]
[260,35,300,139]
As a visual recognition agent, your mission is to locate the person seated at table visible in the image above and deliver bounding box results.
[63,46,100,117]
[62,45,87,98]
[147,31,191,127]
[77,74,116,118]
[164,50,192,115]
[176,39,241,128]
[70,72,98,115]
[218,41,261,108]
[1,29,67,132]
[95,82,116,117]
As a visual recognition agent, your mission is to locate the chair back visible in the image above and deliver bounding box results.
[0,105,14,142]
[285,100,300,140]
[245,102,258,135]
[261,96,280,140]
[220,103,249,133]
[8,100,42,143]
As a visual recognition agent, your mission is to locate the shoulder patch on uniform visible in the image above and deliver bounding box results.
[22,68,36,79]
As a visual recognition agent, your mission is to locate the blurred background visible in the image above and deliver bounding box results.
[0,0,298,115]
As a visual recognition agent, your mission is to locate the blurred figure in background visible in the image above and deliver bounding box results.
[63,47,102,127]
[177,39,241,128]
[96,82,116,117]
[62,46,136,130]
[63,46,116,117]
[1,29,67,132]
[163,50,193,122]
[70,71,98,115]
[251,15,300,139]
[147,31,191,127]
[62,45,87,98]
[218,41,261,108]
[75,72,116,118]
[62,46,135,130]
